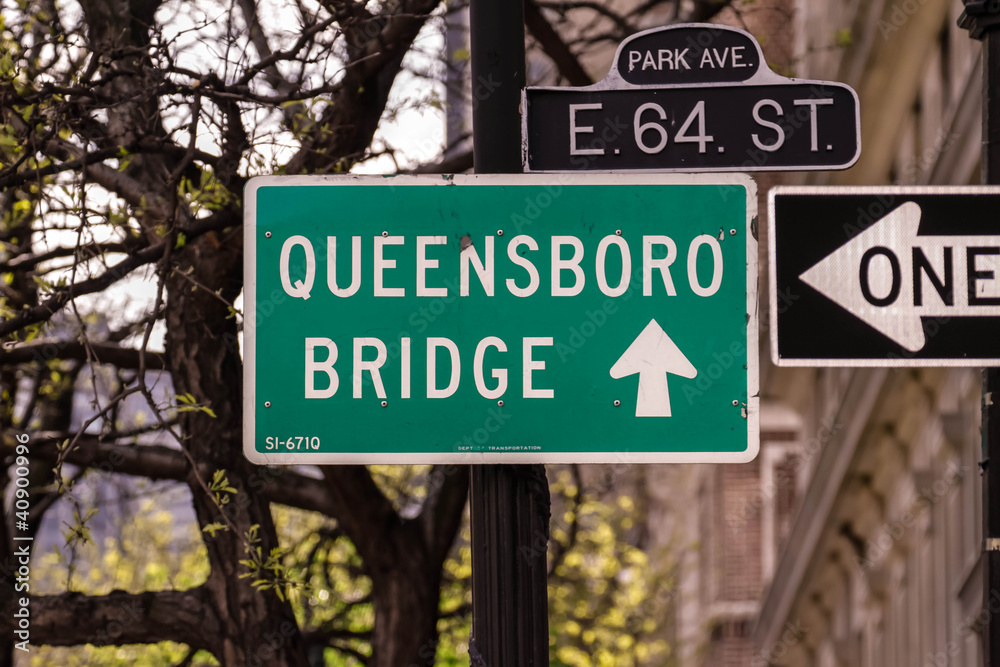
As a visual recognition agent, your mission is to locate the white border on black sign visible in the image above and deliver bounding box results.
[768,185,1000,367]
[520,23,862,174]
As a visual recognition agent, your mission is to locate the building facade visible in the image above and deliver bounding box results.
[669,1,987,666]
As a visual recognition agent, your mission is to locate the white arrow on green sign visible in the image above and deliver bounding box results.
[610,318,698,418]
[243,174,759,464]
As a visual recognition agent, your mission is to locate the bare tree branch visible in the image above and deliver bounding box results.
[406,149,473,174]
[683,0,736,22]
[0,242,166,339]
[526,0,593,86]
[0,208,238,340]
[27,437,339,517]
[0,341,167,370]
[0,587,217,650]
[0,242,138,273]
[285,0,444,173]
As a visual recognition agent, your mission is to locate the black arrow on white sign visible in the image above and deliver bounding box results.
[800,201,1000,352]
[770,187,1000,366]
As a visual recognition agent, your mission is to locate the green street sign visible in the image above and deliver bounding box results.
[243,174,758,464]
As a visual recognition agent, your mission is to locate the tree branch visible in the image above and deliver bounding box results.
[0,241,137,273]
[0,242,166,339]
[406,149,473,174]
[0,587,218,650]
[419,464,470,565]
[525,0,593,86]
[285,0,444,173]
[682,0,736,22]
[0,208,238,340]
[321,467,401,566]
[27,437,339,517]
[234,10,339,93]
[0,340,167,370]
[537,0,634,41]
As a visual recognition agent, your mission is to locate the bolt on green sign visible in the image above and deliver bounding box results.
[243,174,758,464]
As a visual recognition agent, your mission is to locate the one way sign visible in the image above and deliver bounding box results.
[770,187,1000,366]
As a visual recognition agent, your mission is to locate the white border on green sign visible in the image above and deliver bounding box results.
[244,173,758,464]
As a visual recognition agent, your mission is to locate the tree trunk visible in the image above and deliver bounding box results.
[368,527,443,667]
[321,466,469,666]
[164,231,309,666]
[71,0,310,661]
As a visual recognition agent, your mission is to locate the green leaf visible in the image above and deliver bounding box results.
[0,53,14,77]
[201,522,229,537]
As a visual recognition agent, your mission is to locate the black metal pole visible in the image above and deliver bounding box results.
[468,0,550,665]
[469,0,525,174]
[985,30,1000,667]
[961,4,1000,665]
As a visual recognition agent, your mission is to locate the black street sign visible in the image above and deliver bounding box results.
[770,186,1000,366]
[523,24,860,173]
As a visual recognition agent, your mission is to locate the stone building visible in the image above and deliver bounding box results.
[671,0,988,666]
